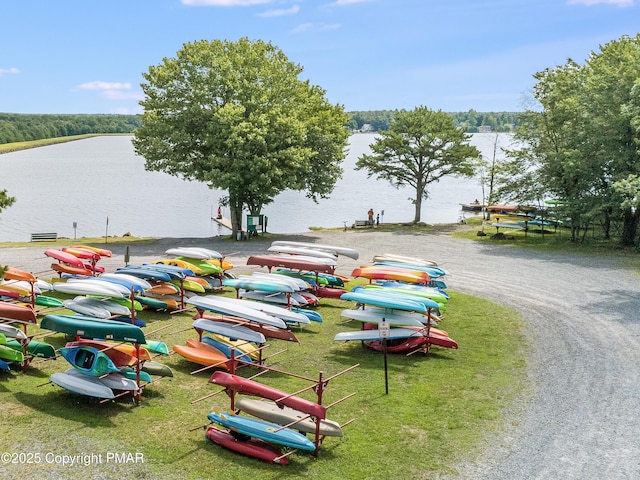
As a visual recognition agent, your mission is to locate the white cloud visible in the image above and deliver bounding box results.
[0,67,20,77]
[76,81,141,102]
[567,0,635,6]
[182,0,271,6]
[77,81,132,91]
[259,4,300,16]
[326,0,372,6]
[292,22,341,33]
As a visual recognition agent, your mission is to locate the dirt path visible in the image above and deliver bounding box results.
[2,228,639,478]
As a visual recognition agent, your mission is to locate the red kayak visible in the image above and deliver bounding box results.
[44,248,84,267]
[247,255,335,274]
[209,371,327,420]
[0,302,38,324]
[314,286,347,299]
[205,426,288,465]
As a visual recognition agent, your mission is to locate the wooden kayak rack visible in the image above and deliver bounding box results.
[192,358,359,459]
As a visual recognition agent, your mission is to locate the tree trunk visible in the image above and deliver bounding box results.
[620,207,640,247]
[413,193,422,223]
[228,192,244,240]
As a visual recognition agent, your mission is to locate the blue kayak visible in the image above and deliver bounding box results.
[207,411,316,451]
[340,291,427,313]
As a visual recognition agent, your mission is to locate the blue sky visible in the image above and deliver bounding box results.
[0,0,637,114]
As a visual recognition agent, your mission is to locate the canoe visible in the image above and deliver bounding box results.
[207,411,316,451]
[201,296,307,325]
[209,371,327,420]
[3,267,37,283]
[49,371,115,399]
[0,323,27,340]
[192,318,266,344]
[235,397,343,437]
[247,255,336,274]
[59,346,123,376]
[53,281,126,298]
[63,368,138,392]
[0,302,37,324]
[267,245,338,261]
[351,266,430,284]
[44,248,84,267]
[334,327,424,342]
[70,245,113,257]
[187,296,287,329]
[7,339,56,358]
[271,240,359,260]
[40,314,146,344]
[141,360,173,377]
[204,426,288,465]
[340,291,427,313]
[0,344,24,362]
[173,339,231,369]
[201,336,253,362]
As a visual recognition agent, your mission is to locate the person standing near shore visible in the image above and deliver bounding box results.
[368,208,374,225]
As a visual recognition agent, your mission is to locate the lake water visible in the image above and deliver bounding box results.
[0,133,511,242]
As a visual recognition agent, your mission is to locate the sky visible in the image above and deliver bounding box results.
[0,0,638,114]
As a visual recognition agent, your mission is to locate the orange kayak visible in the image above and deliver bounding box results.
[351,266,430,284]
[173,339,231,369]
[4,267,37,283]
[0,302,37,324]
[51,263,94,277]
[70,245,113,257]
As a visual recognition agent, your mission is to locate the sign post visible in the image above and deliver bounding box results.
[379,319,390,394]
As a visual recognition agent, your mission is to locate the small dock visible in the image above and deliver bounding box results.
[212,215,233,231]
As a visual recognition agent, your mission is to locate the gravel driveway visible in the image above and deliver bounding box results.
[2,228,639,479]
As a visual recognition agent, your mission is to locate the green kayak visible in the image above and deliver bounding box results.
[7,339,56,358]
[0,344,24,362]
[142,360,173,377]
[35,295,64,308]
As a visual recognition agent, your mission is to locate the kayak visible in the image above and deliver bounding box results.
[204,425,288,465]
[0,302,37,324]
[49,371,115,399]
[173,339,232,369]
[40,314,147,344]
[58,346,123,376]
[192,318,267,344]
[7,339,56,358]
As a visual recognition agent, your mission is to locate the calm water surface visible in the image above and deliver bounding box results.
[0,133,511,242]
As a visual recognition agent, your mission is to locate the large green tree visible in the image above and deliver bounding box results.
[356,106,480,223]
[504,34,640,244]
[132,38,349,237]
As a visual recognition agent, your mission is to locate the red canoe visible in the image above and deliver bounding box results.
[205,426,288,465]
[247,255,335,274]
[0,302,38,324]
[209,371,327,420]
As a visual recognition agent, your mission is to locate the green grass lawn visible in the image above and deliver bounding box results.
[0,285,527,479]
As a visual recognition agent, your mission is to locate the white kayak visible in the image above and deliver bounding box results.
[340,308,426,327]
[192,318,267,344]
[207,296,309,325]
[49,371,115,399]
[0,323,27,340]
[54,280,126,298]
[334,327,425,342]
[267,245,338,261]
[165,247,222,260]
[271,240,359,260]
[63,368,138,392]
[187,295,287,329]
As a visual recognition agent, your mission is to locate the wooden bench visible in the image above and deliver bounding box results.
[352,220,372,228]
[30,232,57,242]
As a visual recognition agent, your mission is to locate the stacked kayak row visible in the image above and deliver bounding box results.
[173,295,308,369]
[336,254,458,354]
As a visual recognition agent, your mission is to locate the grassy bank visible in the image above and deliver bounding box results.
[0,285,526,479]
[0,134,125,155]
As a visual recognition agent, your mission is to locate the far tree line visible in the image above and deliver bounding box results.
[0,110,519,145]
